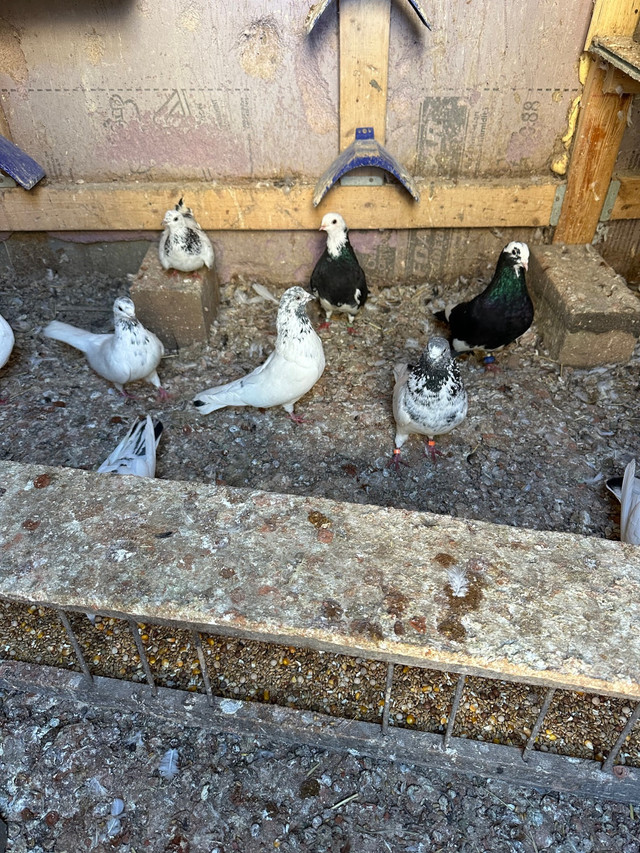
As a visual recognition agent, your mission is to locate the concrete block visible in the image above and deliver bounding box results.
[130,244,219,350]
[528,244,640,367]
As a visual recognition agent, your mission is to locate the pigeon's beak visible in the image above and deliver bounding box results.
[319,224,327,232]
[522,260,529,272]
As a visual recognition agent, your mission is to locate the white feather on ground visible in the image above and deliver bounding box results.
[158,748,180,780]
[193,286,325,420]
[97,415,163,477]
[43,297,165,395]
[606,459,640,545]
[447,567,470,597]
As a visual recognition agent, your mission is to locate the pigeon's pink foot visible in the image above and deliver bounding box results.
[347,325,359,336]
[120,388,138,401]
[317,321,332,332]
[289,412,306,424]
[424,439,441,462]
[0,397,8,404]
[387,448,408,472]
[157,386,171,401]
[483,355,500,372]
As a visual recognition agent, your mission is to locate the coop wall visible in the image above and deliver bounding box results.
[0,0,639,283]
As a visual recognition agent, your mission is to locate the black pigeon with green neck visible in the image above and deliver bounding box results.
[434,241,532,356]
[310,212,368,331]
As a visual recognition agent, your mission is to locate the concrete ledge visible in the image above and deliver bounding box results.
[528,244,640,366]
[130,244,220,349]
[1,461,639,699]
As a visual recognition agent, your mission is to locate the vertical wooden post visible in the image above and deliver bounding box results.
[339,0,390,150]
[553,62,632,244]
[584,0,640,50]
[554,0,639,243]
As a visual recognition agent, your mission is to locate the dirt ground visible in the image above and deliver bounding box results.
[2,676,640,853]
[1,265,640,852]
[0,267,637,540]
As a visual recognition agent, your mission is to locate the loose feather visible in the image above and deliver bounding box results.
[158,748,180,780]
[448,567,469,598]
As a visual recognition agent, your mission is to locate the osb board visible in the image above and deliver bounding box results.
[1,461,640,699]
[2,0,635,183]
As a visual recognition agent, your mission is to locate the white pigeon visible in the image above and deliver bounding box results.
[392,336,468,466]
[606,459,640,546]
[159,198,215,273]
[193,286,325,422]
[98,415,163,477]
[0,312,15,371]
[43,297,166,396]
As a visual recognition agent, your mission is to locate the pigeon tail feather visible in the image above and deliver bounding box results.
[43,320,106,354]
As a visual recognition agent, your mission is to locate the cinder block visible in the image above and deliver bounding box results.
[528,244,640,367]
[130,244,220,350]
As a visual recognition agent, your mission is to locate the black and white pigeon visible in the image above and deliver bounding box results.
[606,459,640,546]
[193,286,325,422]
[0,312,14,371]
[98,415,164,478]
[391,336,468,466]
[43,297,166,397]
[434,241,532,365]
[310,212,368,331]
[159,198,215,274]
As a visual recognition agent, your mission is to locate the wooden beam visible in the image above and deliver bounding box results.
[0,178,560,232]
[339,0,390,149]
[602,63,640,94]
[553,61,632,243]
[585,0,640,50]
[611,173,640,219]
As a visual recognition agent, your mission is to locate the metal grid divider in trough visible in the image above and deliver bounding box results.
[2,597,640,804]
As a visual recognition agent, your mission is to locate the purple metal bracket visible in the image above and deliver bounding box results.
[312,127,420,206]
[0,135,45,190]
[305,0,431,34]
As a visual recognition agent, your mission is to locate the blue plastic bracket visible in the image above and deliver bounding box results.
[312,127,420,207]
[0,135,45,190]
[305,0,431,34]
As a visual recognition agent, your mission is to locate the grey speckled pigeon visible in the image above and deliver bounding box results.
[392,336,468,466]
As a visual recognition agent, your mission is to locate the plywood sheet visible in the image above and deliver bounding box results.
[3,1,636,184]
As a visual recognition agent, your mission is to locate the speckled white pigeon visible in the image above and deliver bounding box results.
[43,297,166,396]
[98,415,164,477]
[606,459,640,546]
[0,312,14,371]
[159,198,214,273]
[193,286,325,422]
[392,336,468,465]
